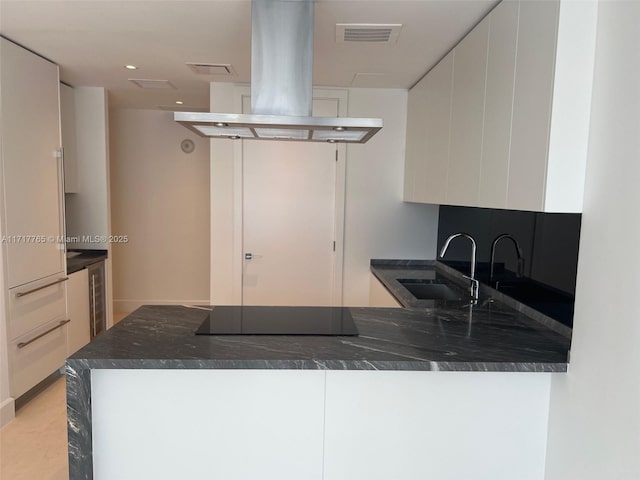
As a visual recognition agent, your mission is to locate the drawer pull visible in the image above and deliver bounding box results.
[17,319,71,349]
[15,277,68,298]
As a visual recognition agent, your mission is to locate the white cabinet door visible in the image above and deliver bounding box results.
[478,0,519,208]
[67,269,90,355]
[447,17,490,206]
[323,371,552,480]
[0,38,64,287]
[60,83,78,193]
[92,370,326,480]
[403,74,429,203]
[369,274,402,308]
[507,0,560,211]
[420,53,454,205]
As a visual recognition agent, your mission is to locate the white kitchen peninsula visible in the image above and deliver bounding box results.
[67,304,569,480]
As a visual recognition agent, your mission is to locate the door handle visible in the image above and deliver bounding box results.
[245,253,253,260]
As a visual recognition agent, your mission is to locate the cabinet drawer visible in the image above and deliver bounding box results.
[9,318,68,398]
[8,273,68,341]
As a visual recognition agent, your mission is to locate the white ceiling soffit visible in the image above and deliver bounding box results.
[351,72,386,87]
[336,23,402,44]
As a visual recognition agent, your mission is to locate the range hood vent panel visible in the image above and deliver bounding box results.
[251,0,313,116]
[175,0,383,144]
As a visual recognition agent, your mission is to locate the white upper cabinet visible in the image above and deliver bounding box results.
[403,67,429,202]
[507,0,558,211]
[478,0,519,208]
[404,0,597,213]
[447,17,490,206]
[420,53,454,204]
[404,53,454,204]
[1,38,65,287]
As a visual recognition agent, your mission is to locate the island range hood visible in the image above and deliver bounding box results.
[175,0,383,143]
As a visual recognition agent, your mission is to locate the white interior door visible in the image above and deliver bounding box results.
[242,98,342,306]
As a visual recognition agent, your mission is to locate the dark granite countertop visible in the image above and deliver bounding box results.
[67,301,570,373]
[66,249,107,274]
[371,259,573,339]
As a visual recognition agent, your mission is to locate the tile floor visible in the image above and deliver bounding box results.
[0,377,68,480]
[0,312,130,480]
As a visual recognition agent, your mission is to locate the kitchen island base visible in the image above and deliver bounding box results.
[87,369,552,480]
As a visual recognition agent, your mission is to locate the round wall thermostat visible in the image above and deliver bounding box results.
[181,139,195,154]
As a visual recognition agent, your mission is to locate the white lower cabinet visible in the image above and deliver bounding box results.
[91,369,553,480]
[67,269,90,355]
[322,371,552,480]
[7,273,69,397]
[369,274,402,308]
[91,370,326,480]
[7,273,67,341]
[9,320,68,398]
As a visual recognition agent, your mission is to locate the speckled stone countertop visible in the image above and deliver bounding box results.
[370,259,573,339]
[67,303,569,373]
[66,249,107,274]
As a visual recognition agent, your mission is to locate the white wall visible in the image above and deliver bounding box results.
[209,83,439,306]
[343,89,439,305]
[109,109,210,312]
[544,2,640,478]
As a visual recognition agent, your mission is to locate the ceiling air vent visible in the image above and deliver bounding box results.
[128,79,176,89]
[336,24,402,44]
[186,63,236,76]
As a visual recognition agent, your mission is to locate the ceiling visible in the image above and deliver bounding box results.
[0,0,498,110]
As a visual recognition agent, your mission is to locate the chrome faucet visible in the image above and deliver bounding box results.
[489,234,524,284]
[439,233,479,301]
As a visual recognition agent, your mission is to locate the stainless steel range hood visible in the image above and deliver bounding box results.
[175,0,382,143]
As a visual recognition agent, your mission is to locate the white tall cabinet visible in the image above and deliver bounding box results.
[1,38,68,399]
[404,0,597,213]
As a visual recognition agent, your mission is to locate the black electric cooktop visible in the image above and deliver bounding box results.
[195,306,359,336]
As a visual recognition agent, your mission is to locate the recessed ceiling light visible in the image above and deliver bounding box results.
[124,65,138,70]
[175,100,184,105]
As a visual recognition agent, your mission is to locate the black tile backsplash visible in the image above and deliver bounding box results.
[437,206,581,327]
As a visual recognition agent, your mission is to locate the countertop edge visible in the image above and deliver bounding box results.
[67,358,567,373]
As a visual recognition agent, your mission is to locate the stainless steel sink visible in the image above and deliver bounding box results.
[397,279,465,301]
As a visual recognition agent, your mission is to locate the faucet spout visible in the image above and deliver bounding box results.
[439,233,478,300]
[490,234,524,284]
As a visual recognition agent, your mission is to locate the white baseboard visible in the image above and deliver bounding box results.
[113,299,210,314]
[0,396,15,427]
